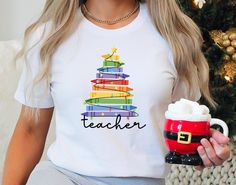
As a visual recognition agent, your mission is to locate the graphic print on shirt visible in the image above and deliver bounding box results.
[81,48,146,130]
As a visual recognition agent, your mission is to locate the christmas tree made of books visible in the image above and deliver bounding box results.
[81,48,139,119]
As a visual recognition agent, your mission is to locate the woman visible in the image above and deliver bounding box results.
[2,0,231,185]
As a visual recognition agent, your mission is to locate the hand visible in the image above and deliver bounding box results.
[194,128,231,171]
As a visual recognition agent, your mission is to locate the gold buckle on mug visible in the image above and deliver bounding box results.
[177,131,192,144]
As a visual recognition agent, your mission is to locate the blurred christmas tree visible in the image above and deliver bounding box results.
[178,0,236,138]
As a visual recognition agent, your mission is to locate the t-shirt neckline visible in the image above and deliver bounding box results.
[78,2,146,36]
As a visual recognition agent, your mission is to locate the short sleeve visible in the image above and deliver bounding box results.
[168,50,201,102]
[14,23,54,108]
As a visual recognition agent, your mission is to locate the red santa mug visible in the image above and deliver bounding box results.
[164,99,229,166]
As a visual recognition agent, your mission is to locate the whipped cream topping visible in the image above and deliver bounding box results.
[165,98,211,121]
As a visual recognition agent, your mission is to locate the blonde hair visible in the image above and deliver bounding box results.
[15,0,217,122]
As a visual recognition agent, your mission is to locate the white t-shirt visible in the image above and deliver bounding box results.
[14,2,201,178]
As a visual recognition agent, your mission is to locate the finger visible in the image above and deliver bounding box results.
[210,128,230,144]
[210,137,231,161]
[194,165,204,171]
[197,145,214,167]
[201,138,223,166]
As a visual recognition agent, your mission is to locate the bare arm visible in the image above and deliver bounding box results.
[2,105,54,185]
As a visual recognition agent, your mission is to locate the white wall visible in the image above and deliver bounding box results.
[0,0,45,41]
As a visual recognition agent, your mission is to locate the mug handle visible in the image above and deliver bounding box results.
[210,118,229,137]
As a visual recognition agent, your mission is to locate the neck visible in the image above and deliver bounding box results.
[84,0,137,20]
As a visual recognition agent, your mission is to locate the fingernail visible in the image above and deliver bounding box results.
[226,137,230,142]
[210,137,214,143]
[201,138,207,145]
[197,146,204,154]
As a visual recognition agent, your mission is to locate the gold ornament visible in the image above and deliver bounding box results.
[210,29,236,82]
[231,40,236,48]
[209,30,225,47]
[222,34,229,41]
[226,46,235,55]
[229,33,236,41]
[224,55,231,61]
[219,61,236,82]
[222,40,231,47]
[224,61,236,82]
[232,53,236,61]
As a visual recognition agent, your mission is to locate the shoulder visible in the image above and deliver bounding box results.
[140,2,177,76]
[26,21,52,50]
[21,21,53,72]
[24,21,53,60]
[140,2,171,50]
